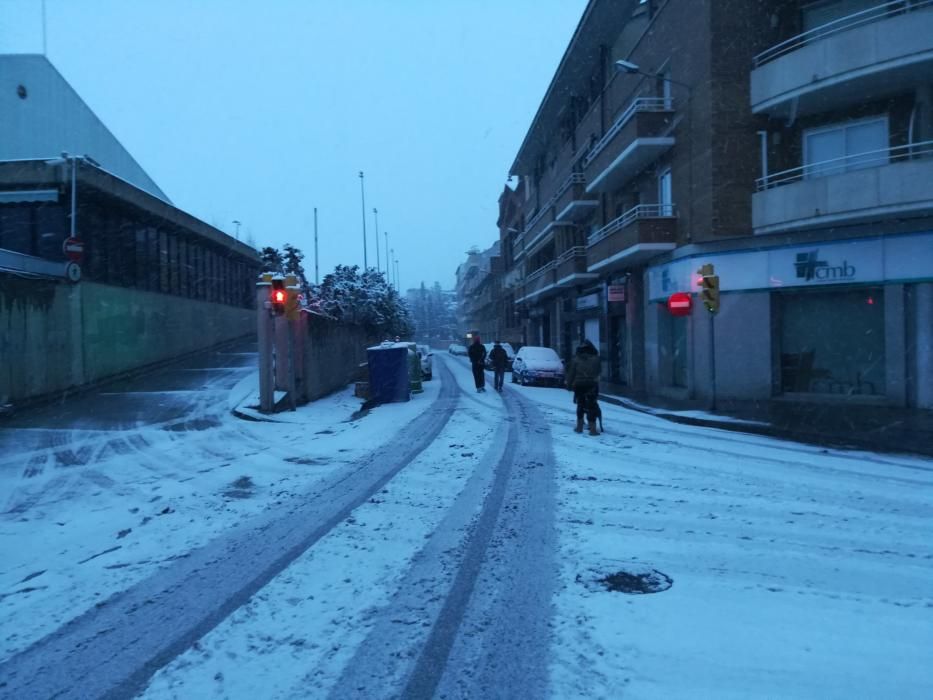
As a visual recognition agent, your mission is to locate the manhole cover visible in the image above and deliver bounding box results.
[599,569,672,594]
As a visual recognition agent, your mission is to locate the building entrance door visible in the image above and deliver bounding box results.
[584,317,599,348]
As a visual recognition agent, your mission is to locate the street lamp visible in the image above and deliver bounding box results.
[384,231,390,284]
[359,171,368,269]
[232,220,241,240]
[373,207,381,273]
[390,248,395,288]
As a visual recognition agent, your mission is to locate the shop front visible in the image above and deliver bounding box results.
[645,231,933,407]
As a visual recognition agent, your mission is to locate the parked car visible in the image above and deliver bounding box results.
[483,342,516,370]
[416,344,433,380]
[511,346,565,386]
[448,342,468,356]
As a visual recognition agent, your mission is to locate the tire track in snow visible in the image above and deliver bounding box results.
[0,366,461,700]
[327,362,557,699]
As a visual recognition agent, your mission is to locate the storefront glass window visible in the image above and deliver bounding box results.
[659,309,687,388]
[780,287,885,395]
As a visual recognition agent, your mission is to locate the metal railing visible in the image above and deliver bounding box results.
[583,97,674,169]
[523,172,587,238]
[754,0,933,67]
[557,245,587,263]
[587,203,677,246]
[756,139,933,190]
[526,260,557,281]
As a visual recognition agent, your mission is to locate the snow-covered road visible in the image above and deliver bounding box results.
[1,350,931,698]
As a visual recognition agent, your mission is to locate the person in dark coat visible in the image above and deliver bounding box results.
[566,339,601,434]
[489,341,509,392]
[467,335,487,392]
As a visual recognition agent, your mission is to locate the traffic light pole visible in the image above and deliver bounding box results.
[710,313,717,412]
[256,274,274,413]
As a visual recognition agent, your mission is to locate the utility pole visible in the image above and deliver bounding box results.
[313,207,319,284]
[384,231,390,283]
[358,171,368,269]
[373,208,381,274]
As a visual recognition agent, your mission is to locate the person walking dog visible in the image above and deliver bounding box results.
[489,340,508,392]
[566,339,601,435]
[468,335,488,392]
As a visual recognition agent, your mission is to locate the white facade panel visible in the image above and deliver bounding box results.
[0,54,168,201]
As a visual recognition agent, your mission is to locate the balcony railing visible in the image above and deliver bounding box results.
[526,260,556,281]
[757,140,933,191]
[524,172,586,237]
[754,0,933,67]
[583,97,673,169]
[558,245,586,263]
[588,204,678,246]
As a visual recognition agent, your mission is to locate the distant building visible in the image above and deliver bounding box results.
[0,54,259,407]
[455,241,501,343]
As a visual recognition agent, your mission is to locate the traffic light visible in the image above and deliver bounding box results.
[270,278,286,316]
[285,287,300,320]
[697,264,720,313]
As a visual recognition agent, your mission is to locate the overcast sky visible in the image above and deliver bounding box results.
[3,0,587,289]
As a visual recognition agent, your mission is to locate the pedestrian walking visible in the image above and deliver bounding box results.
[566,339,601,435]
[489,340,508,392]
[468,335,487,392]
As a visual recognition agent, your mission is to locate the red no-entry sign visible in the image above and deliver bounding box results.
[63,237,84,263]
[667,292,692,316]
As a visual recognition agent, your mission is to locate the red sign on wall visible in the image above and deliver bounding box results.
[62,237,84,263]
[667,292,692,316]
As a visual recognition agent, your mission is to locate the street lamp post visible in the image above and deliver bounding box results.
[389,248,394,288]
[394,258,400,293]
[232,220,241,240]
[358,171,368,269]
[384,232,390,284]
[373,207,381,274]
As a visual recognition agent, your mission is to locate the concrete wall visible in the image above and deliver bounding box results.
[0,276,253,405]
[301,314,373,402]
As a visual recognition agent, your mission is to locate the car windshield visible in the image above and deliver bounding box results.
[3,2,930,698]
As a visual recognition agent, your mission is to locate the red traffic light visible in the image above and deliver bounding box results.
[667,292,692,316]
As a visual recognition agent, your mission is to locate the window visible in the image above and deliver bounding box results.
[657,166,673,215]
[779,287,885,395]
[804,116,888,177]
[802,0,880,35]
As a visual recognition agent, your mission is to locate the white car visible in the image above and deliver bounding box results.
[416,344,433,380]
[511,346,565,386]
[448,343,467,356]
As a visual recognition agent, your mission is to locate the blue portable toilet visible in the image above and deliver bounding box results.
[366,342,411,404]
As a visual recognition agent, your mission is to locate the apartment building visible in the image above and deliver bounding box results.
[455,241,502,342]
[500,0,933,412]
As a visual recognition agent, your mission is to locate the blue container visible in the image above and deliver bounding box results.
[366,343,411,404]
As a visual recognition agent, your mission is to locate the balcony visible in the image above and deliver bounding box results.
[751,1,933,118]
[555,247,598,287]
[583,97,675,194]
[523,173,597,255]
[516,261,558,304]
[553,174,599,223]
[753,141,933,233]
[586,204,678,273]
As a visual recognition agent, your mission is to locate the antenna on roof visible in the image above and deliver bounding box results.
[41,0,48,55]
